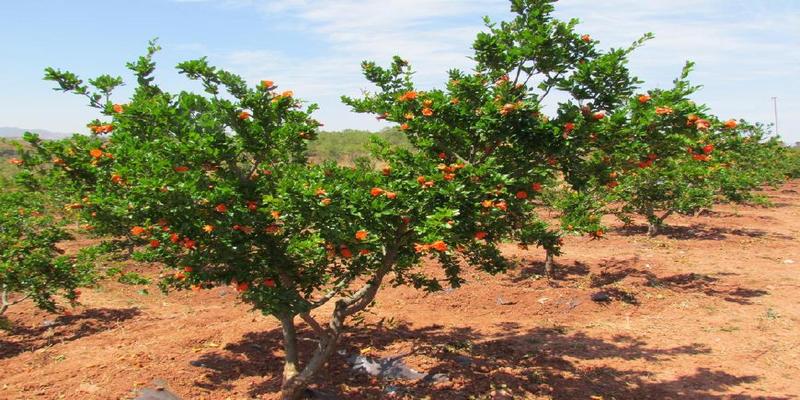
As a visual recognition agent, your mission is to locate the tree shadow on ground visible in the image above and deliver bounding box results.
[515,256,768,306]
[190,322,787,399]
[0,307,141,359]
[614,223,787,241]
[513,260,590,285]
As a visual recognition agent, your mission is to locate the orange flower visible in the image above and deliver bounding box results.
[130,226,147,236]
[382,166,392,176]
[423,99,433,107]
[398,91,418,101]
[90,148,104,158]
[355,230,368,241]
[481,200,494,208]
[340,246,353,258]
[430,240,448,252]
[695,119,711,130]
[370,187,385,197]
[443,173,455,181]
[203,224,214,233]
[149,240,160,248]
[174,166,190,173]
[282,90,294,98]
[315,188,327,196]
[422,108,433,117]
[240,226,254,235]
[495,201,508,212]
[414,243,429,253]
[170,233,180,243]
[581,34,591,42]
[321,198,332,206]
[515,191,528,200]
[385,192,397,199]
[52,157,65,166]
[182,238,197,250]
[475,231,488,240]
[271,210,281,219]
[359,249,371,255]
[531,182,543,192]
[417,176,427,185]
[238,111,252,120]
[702,144,714,154]
[724,119,738,129]
[500,103,517,116]
[247,200,259,211]
[687,114,699,123]
[593,111,606,120]
[595,229,604,238]
[400,123,410,131]
[655,106,673,115]
[111,174,124,184]
[450,98,460,105]
[607,181,619,189]
[564,122,575,133]
[263,278,276,288]
[236,282,250,292]
[174,272,186,280]
[112,104,124,113]
[90,124,114,134]
[215,204,228,213]
[261,80,274,88]
[404,112,415,120]
[638,94,651,104]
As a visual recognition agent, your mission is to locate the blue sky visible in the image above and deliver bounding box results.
[1,0,798,142]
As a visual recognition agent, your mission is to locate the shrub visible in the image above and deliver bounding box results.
[23,35,540,397]
[0,191,93,324]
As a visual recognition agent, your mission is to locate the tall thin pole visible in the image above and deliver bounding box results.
[771,97,779,136]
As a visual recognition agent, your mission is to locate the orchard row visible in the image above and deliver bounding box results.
[0,1,791,398]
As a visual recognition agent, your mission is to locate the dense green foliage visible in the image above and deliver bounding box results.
[0,191,93,321]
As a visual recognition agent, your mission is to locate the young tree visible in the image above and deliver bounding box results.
[346,0,652,277]
[27,38,539,398]
[0,190,92,324]
[712,122,789,204]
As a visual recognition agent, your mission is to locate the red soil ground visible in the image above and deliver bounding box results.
[2,182,799,400]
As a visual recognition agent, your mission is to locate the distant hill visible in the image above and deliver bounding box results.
[0,127,70,139]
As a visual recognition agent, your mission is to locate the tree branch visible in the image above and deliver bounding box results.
[300,312,327,338]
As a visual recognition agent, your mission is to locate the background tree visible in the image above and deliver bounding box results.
[596,63,777,235]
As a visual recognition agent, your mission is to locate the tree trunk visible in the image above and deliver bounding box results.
[279,315,302,399]
[647,222,659,236]
[276,245,398,399]
[544,251,554,278]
